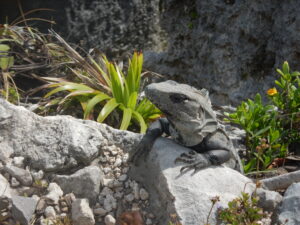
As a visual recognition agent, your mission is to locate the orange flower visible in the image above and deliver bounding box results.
[267,88,278,96]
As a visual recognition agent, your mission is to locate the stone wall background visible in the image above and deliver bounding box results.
[1,0,300,105]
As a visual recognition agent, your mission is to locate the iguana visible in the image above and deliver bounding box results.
[131,80,242,172]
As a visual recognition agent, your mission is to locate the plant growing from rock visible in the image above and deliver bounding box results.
[226,61,300,173]
[44,32,161,133]
[217,182,270,225]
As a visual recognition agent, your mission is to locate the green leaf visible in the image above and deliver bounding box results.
[275,80,284,89]
[282,61,289,74]
[44,82,93,98]
[132,110,147,134]
[276,69,284,77]
[120,108,132,130]
[127,92,138,109]
[97,98,119,123]
[84,93,110,119]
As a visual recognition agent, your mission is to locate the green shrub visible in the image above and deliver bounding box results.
[226,61,299,173]
[218,191,268,225]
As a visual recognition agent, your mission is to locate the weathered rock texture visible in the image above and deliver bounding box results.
[2,1,300,104]
[144,0,300,105]
[130,137,255,225]
[0,99,141,172]
[277,182,300,225]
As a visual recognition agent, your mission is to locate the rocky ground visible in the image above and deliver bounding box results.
[1,99,300,225]
[0,138,156,224]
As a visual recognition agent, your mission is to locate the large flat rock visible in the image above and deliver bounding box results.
[131,137,254,225]
[0,99,141,172]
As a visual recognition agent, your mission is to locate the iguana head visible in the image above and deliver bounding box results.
[145,80,216,122]
[145,80,218,144]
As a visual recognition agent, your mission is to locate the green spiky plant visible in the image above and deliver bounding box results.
[44,33,161,133]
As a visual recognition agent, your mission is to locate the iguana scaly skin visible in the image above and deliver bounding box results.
[131,80,242,173]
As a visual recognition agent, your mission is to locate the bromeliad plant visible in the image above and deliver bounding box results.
[44,36,161,133]
[226,61,299,173]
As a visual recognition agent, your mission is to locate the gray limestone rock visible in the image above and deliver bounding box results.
[0,174,15,198]
[11,196,38,225]
[45,183,64,205]
[3,165,33,186]
[130,137,255,225]
[256,188,282,213]
[72,199,95,225]
[55,166,103,204]
[0,99,141,172]
[277,182,300,225]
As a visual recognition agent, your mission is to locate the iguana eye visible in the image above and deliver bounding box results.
[169,93,189,103]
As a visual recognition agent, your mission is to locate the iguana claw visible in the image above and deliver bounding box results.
[175,150,211,173]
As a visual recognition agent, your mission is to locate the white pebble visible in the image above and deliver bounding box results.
[105,214,116,225]
[114,158,122,167]
[13,157,25,168]
[122,153,129,163]
[45,206,56,218]
[125,193,135,202]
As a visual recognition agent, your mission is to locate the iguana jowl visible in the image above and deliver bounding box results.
[131,80,241,172]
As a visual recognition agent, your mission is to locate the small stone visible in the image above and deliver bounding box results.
[118,174,127,182]
[103,178,114,188]
[72,199,95,225]
[60,201,67,208]
[103,195,117,212]
[115,172,120,178]
[133,182,140,200]
[12,196,38,225]
[100,187,113,196]
[31,195,40,202]
[45,206,56,218]
[110,150,118,156]
[113,180,123,188]
[45,183,63,204]
[36,199,47,213]
[131,203,140,211]
[13,157,25,168]
[114,158,122,167]
[60,213,67,217]
[31,170,44,181]
[146,218,152,225]
[4,165,33,186]
[54,205,61,213]
[122,153,129,163]
[100,157,108,163]
[61,207,69,213]
[102,167,111,174]
[64,193,76,207]
[0,197,10,211]
[125,194,135,202]
[11,177,20,187]
[104,214,116,225]
[114,192,123,199]
[122,167,129,173]
[140,188,149,200]
[93,207,107,216]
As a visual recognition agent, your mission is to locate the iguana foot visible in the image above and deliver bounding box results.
[175,151,211,173]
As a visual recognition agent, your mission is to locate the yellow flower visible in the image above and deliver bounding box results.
[267,88,278,96]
